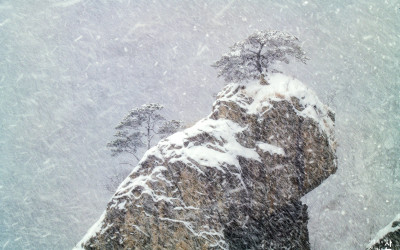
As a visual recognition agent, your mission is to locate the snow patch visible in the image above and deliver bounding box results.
[220,73,335,146]
[73,211,107,249]
[159,118,261,169]
[256,142,285,156]
[114,166,172,202]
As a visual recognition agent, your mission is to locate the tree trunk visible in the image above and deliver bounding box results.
[257,44,269,85]
[147,115,151,150]
[260,74,269,85]
[256,46,263,75]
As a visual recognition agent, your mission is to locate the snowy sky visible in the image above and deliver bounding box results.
[0,0,399,249]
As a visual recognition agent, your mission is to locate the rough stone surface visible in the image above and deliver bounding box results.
[367,215,400,250]
[369,230,400,250]
[75,75,337,250]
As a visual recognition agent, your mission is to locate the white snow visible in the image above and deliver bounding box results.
[158,217,227,249]
[218,73,335,146]
[114,166,175,203]
[73,211,107,250]
[117,200,127,210]
[256,142,285,156]
[74,35,83,42]
[159,118,261,169]
[132,225,150,237]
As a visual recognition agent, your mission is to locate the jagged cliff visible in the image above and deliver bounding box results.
[75,74,337,250]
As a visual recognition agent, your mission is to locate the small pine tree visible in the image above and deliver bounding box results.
[106,103,183,191]
[213,30,309,84]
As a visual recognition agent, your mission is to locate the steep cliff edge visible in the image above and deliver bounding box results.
[75,74,337,249]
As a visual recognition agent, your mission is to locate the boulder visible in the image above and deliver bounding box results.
[75,74,337,249]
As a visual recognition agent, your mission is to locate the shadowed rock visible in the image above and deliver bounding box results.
[367,214,400,250]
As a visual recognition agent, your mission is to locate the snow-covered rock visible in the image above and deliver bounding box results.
[367,214,400,250]
[74,74,337,249]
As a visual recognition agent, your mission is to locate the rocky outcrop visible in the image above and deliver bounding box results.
[75,74,337,249]
[367,214,400,250]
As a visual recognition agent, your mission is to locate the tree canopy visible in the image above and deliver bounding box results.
[105,103,183,192]
[213,30,309,83]
[107,103,183,161]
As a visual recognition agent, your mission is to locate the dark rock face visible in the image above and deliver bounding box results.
[368,216,400,250]
[370,230,400,250]
[224,201,310,250]
[75,75,337,250]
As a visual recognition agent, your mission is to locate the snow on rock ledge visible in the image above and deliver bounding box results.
[75,74,337,249]
[367,214,400,250]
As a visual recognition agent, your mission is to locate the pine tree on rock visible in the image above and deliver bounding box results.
[108,103,183,159]
[106,103,183,191]
[213,30,309,84]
